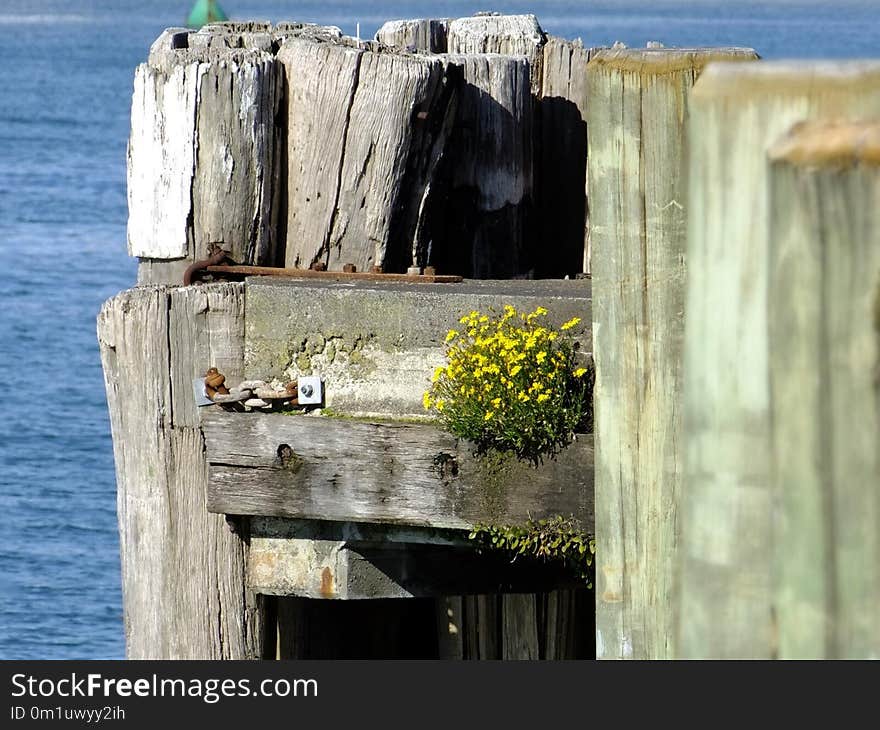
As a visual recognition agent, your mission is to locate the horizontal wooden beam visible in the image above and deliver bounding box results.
[203,410,594,531]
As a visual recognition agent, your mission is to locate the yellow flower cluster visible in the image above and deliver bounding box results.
[424,305,591,460]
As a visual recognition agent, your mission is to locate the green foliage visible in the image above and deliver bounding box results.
[424,305,593,462]
[469,516,596,588]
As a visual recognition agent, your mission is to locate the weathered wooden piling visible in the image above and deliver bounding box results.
[98,284,266,659]
[766,121,880,658]
[587,47,757,660]
[678,63,880,658]
[129,37,282,284]
[107,15,602,661]
[447,13,545,90]
[430,53,534,278]
[536,38,592,277]
[279,37,454,273]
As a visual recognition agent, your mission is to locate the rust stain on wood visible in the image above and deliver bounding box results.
[320,567,335,598]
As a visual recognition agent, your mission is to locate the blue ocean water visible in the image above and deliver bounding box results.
[0,0,877,660]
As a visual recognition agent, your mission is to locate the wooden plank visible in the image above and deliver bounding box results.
[98,283,264,659]
[461,595,501,659]
[767,121,880,658]
[587,47,757,660]
[191,50,282,268]
[127,61,198,258]
[279,37,453,273]
[502,594,540,659]
[430,53,534,278]
[537,37,592,277]
[679,61,880,659]
[435,596,465,659]
[202,409,594,531]
[128,42,280,272]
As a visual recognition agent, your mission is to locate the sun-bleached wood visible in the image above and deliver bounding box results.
[98,283,265,659]
[447,14,545,92]
[587,47,758,660]
[679,62,880,659]
[128,40,281,276]
[279,37,452,273]
[767,121,880,658]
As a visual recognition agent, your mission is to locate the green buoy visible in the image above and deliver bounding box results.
[187,0,229,29]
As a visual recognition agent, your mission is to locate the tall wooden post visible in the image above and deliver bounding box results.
[587,48,757,659]
[129,37,282,284]
[98,283,266,659]
[767,121,880,658]
[278,37,453,273]
[679,63,880,658]
[432,53,534,278]
[536,38,593,278]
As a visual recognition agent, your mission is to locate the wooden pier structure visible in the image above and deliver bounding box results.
[99,13,880,659]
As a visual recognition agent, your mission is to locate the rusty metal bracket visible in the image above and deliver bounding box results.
[183,243,234,286]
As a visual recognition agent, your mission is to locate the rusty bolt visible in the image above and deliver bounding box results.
[423,266,437,276]
[310,261,327,272]
[371,265,383,274]
[343,263,357,273]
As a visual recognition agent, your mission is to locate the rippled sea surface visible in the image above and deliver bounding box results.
[0,0,877,659]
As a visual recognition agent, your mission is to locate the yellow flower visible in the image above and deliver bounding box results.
[484,410,494,421]
[510,364,522,377]
[445,329,459,343]
[423,392,433,409]
[431,366,445,383]
[537,393,550,403]
[560,316,581,331]
[574,367,588,378]
[534,306,548,317]
[536,351,547,364]
[491,397,502,408]
[436,399,445,412]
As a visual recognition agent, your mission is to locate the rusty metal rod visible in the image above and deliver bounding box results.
[204,265,463,284]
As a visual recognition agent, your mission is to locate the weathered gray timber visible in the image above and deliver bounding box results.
[537,37,593,277]
[279,37,454,273]
[587,47,758,660]
[679,62,880,659]
[202,409,594,530]
[97,283,265,659]
[110,17,599,661]
[245,277,591,417]
[447,13,545,91]
[129,38,281,280]
[766,121,880,658]
[430,54,534,278]
[375,18,449,52]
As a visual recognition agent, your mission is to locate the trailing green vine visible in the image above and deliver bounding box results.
[468,515,596,588]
